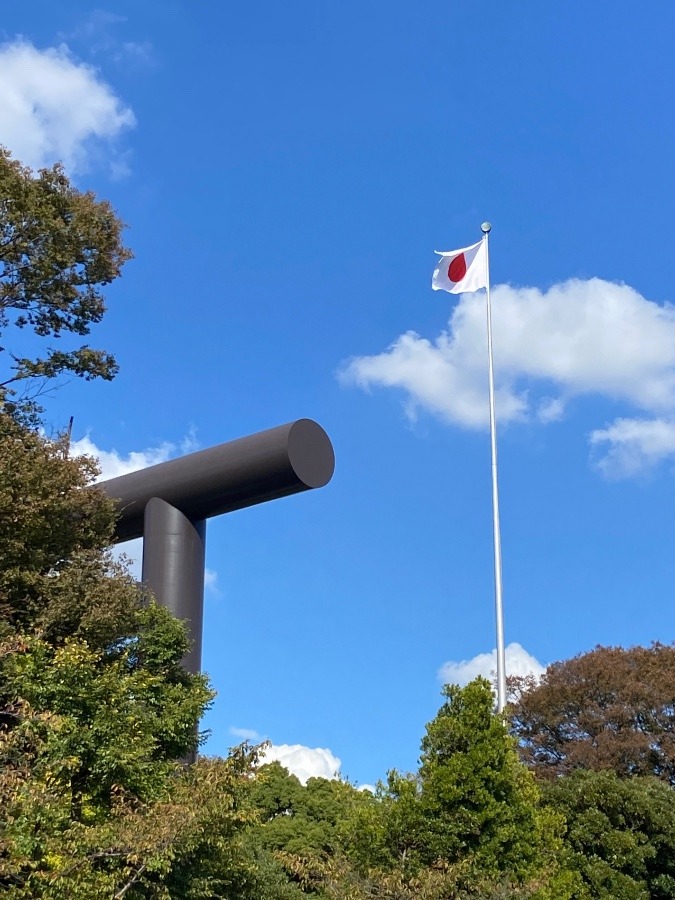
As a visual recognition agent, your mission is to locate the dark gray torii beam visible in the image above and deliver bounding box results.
[101,419,335,674]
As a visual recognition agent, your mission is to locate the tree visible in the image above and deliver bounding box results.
[0,736,292,899]
[544,770,675,899]
[0,155,302,897]
[0,411,132,643]
[0,415,315,899]
[250,761,369,858]
[333,680,580,899]
[0,148,131,421]
[414,679,568,889]
[509,644,675,784]
[0,414,222,896]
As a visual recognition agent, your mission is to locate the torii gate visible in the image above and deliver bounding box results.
[101,419,335,675]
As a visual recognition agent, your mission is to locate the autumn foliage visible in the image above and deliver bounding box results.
[0,148,132,421]
[509,643,675,784]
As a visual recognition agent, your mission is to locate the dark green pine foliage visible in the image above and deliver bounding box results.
[416,678,562,883]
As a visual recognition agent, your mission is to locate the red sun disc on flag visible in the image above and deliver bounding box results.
[448,254,467,283]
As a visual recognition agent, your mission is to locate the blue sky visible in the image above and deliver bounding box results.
[2,1,675,786]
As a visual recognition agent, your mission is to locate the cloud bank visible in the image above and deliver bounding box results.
[258,743,342,785]
[70,435,174,482]
[438,642,545,687]
[228,727,342,785]
[340,278,675,477]
[0,40,135,173]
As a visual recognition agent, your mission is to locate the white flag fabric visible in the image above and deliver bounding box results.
[432,238,488,294]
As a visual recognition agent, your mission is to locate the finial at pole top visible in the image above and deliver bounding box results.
[481,221,492,234]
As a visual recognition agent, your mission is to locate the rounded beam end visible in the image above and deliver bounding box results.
[287,419,335,489]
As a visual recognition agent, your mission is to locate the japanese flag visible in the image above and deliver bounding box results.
[432,238,487,294]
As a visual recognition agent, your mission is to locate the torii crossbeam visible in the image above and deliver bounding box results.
[101,419,335,674]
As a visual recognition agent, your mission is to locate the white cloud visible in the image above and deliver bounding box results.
[258,743,342,785]
[340,278,675,476]
[229,726,261,741]
[61,11,155,68]
[115,41,154,66]
[229,728,343,785]
[109,149,132,181]
[537,395,566,424]
[438,642,545,687]
[70,434,173,481]
[64,10,126,40]
[0,40,135,173]
[589,416,675,478]
[180,426,199,455]
[204,568,221,596]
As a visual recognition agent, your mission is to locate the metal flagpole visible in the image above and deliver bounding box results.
[481,221,507,713]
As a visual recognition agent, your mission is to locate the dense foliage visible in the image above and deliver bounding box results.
[246,680,581,899]
[545,770,675,899]
[0,414,215,896]
[0,417,308,898]
[509,643,675,784]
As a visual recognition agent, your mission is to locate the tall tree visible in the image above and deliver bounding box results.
[414,679,567,887]
[0,734,292,899]
[0,148,131,421]
[334,680,580,899]
[509,644,675,784]
[0,415,219,896]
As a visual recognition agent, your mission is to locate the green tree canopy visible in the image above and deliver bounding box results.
[333,679,579,899]
[545,769,675,899]
[0,409,311,899]
[414,679,566,886]
[0,411,131,644]
[0,414,223,896]
[250,760,371,858]
[0,148,131,421]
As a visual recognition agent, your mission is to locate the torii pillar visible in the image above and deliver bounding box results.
[101,419,335,674]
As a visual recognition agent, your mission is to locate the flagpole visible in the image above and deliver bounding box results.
[481,221,507,714]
